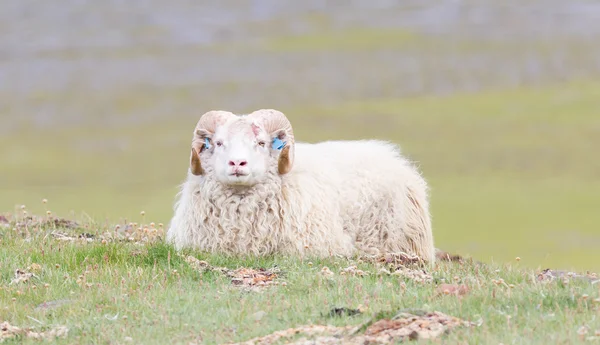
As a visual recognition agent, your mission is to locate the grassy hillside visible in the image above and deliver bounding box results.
[2,80,599,272]
[1,216,599,344]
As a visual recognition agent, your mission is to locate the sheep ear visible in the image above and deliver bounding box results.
[271,130,287,150]
[271,137,286,150]
[190,147,203,176]
[194,129,211,152]
[271,130,292,174]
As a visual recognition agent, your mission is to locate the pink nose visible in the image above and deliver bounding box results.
[228,159,247,167]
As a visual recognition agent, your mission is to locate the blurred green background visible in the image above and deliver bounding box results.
[1,1,599,271]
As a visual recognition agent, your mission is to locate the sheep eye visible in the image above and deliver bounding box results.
[258,141,266,147]
[216,141,223,147]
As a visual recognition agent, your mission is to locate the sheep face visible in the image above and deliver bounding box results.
[210,119,275,186]
[191,109,295,188]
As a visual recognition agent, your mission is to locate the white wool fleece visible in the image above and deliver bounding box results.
[167,114,435,263]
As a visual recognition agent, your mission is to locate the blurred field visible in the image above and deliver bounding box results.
[2,1,600,271]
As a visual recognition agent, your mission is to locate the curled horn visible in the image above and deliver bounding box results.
[190,110,235,176]
[248,109,295,174]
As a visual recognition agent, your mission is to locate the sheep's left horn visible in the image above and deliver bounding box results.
[190,147,202,176]
[247,109,295,174]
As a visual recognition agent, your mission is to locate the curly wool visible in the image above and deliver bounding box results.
[167,139,435,263]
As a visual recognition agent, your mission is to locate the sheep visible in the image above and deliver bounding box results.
[166,109,435,263]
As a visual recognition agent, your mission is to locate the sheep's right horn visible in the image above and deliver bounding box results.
[190,110,235,175]
[190,147,202,176]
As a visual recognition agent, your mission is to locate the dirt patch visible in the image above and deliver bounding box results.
[227,267,281,291]
[0,321,68,342]
[360,252,425,267]
[183,255,283,291]
[51,231,94,242]
[357,252,434,284]
[357,311,471,343]
[224,325,354,345]
[376,266,433,284]
[360,249,477,267]
[537,268,598,284]
[8,213,165,246]
[225,310,474,345]
[14,216,79,230]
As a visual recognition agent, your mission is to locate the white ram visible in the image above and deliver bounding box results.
[166,109,435,263]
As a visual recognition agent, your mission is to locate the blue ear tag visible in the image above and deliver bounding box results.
[271,138,286,150]
[204,138,211,149]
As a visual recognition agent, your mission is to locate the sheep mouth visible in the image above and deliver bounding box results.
[229,172,248,177]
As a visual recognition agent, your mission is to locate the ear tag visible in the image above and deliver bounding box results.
[204,138,211,150]
[271,138,286,150]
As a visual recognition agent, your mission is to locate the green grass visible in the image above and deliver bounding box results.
[1,218,599,344]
